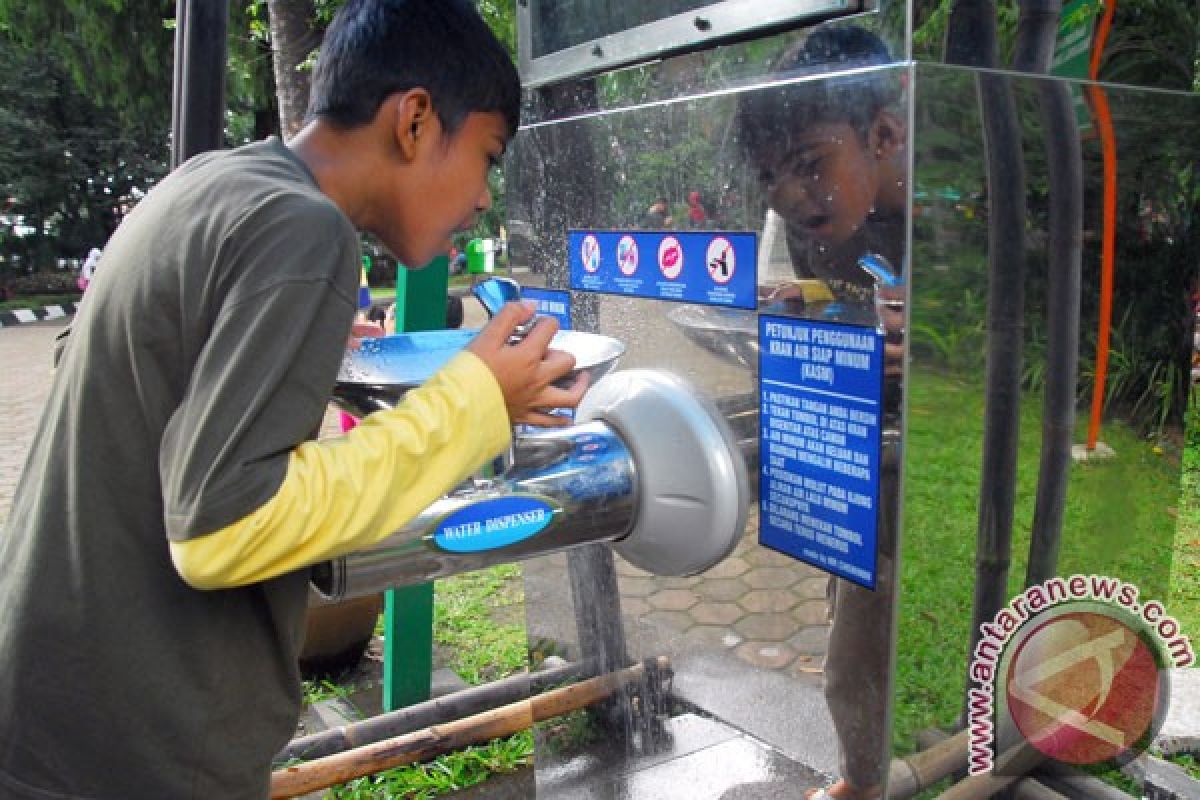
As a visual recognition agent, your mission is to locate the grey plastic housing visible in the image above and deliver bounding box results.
[576,369,749,576]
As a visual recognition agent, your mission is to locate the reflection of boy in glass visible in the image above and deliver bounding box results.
[738,25,906,800]
[740,26,906,309]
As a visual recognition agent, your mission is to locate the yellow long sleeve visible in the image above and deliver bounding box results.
[170,351,511,589]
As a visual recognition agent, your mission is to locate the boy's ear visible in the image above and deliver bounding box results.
[870,110,905,161]
[391,88,435,162]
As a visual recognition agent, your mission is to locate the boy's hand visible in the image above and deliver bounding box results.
[467,302,590,427]
[878,285,905,380]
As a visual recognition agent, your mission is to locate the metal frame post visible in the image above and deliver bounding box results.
[383,255,450,711]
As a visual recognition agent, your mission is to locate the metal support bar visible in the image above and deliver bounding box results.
[384,254,450,712]
[171,0,229,168]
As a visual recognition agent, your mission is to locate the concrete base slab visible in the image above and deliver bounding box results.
[1071,441,1116,461]
[1159,668,1200,741]
[536,713,827,799]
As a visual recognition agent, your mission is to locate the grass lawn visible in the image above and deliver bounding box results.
[894,367,1196,751]
[0,293,81,312]
[323,566,533,799]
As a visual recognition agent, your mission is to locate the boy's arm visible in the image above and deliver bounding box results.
[169,350,510,589]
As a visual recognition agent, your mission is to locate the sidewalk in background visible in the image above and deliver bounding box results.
[0,301,78,327]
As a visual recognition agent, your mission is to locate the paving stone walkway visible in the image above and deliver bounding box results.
[613,515,834,677]
[0,319,64,528]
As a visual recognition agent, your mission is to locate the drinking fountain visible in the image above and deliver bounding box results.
[312,282,749,601]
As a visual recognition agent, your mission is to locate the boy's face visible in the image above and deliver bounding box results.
[378,110,508,269]
[757,120,880,248]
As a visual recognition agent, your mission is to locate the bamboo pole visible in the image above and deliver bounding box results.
[270,657,668,799]
[886,729,971,798]
[277,659,582,764]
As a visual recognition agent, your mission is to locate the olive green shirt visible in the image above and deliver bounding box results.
[0,138,359,799]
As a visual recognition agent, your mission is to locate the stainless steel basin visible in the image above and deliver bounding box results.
[333,329,626,417]
[666,305,759,373]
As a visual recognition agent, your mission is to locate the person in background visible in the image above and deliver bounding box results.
[0,2,586,799]
[642,196,672,229]
[737,24,906,800]
[686,189,707,227]
[78,246,102,292]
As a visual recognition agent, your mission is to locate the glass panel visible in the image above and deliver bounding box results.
[507,16,1196,797]
[895,62,1197,784]
[912,0,1200,94]
[511,26,912,797]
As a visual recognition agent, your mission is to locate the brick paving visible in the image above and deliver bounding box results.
[0,320,64,529]
[613,512,833,677]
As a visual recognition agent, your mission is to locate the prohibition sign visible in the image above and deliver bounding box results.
[706,236,735,285]
[658,236,683,280]
[617,235,639,276]
[580,234,601,274]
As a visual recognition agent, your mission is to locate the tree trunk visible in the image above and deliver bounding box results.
[266,0,320,139]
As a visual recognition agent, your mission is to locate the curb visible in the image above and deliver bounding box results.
[0,302,78,328]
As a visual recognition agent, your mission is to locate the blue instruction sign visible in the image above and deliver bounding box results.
[568,230,756,309]
[758,315,884,589]
[520,286,571,330]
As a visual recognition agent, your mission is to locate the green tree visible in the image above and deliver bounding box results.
[0,0,176,128]
[0,31,168,271]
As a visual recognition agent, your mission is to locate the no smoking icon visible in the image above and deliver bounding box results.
[706,236,735,285]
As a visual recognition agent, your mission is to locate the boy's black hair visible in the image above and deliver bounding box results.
[737,25,899,162]
[308,0,521,137]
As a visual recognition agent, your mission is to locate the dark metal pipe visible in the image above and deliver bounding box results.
[170,0,229,168]
[946,0,1030,721]
[964,67,1028,719]
[1012,0,1064,74]
[1025,73,1083,587]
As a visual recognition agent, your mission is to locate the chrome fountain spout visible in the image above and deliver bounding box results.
[472,277,536,343]
[314,370,749,600]
[857,253,905,336]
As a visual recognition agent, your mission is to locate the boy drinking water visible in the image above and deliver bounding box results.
[0,2,585,798]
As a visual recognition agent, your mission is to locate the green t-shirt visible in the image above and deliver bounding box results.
[0,138,359,799]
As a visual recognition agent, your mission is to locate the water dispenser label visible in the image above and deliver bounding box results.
[519,287,572,330]
[568,230,756,309]
[432,495,558,553]
[758,315,883,589]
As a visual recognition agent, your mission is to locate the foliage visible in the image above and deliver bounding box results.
[910,57,1199,435]
[0,0,176,128]
[0,293,81,312]
[913,0,1022,64]
[1099,0,1200,91]
[894,367,1188,754]
[433,564,528,685]
[326,731,532,799]
[316,563,533,799]
[0,32,168,272]
[301,677,352,706]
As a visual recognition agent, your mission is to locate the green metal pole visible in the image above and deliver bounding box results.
[383,255,449,712]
